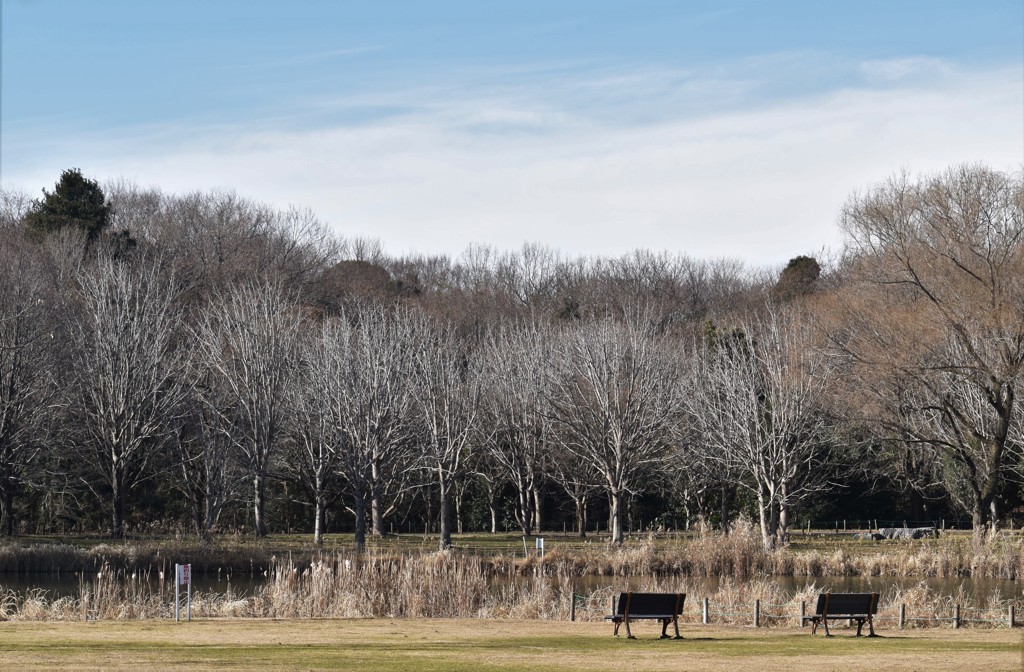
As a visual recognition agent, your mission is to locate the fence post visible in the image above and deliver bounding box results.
[1009,605,1016,628]
[754,599,761,627]
[703,597,709,625]
[569,585,576,622]
[800,600,806,627]
[954,604,960,629]
[899,603,906,629]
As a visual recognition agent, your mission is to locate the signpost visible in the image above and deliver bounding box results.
[175,563,192,622]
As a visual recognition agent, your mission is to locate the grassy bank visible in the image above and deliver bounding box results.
[0,618,1019,671]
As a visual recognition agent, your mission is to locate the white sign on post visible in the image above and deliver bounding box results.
[175,563,192,622]
[535,537,544,557]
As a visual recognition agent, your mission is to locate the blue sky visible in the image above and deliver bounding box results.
[3,1,1022,264]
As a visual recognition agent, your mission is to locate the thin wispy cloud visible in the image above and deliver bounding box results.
[6,57,1022,265]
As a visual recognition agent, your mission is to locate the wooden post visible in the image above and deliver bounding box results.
[569,586,576,622]
[899,603,906,629]
[800,600,806,627]
[702,597,709,625]
[610,595,615,616]
[953,604,960,629]
[843,519,847,531]
[754,599,761,627]
[1009,605,1015,628]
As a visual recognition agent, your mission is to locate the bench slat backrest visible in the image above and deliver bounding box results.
[614,592,685,617]
[813,593,879,617]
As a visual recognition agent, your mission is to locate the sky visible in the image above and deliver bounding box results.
[2,0,1022,266]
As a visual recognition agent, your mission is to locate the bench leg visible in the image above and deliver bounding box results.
[613,618,620,637]
[625,618,635,639]
[660,618,682,639]
[866,616,877,637]
[809,618,819,636]
[855,618,864,637]
[823,618,832,637]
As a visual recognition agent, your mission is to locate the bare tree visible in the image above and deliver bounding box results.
[172,374,245,539]
[838,165,1024,541]
[410,319,482,550]
[684,308,835,550]
[479,323,553,536]
[289,306,419,547]
[549,318,679,545]
[69,254,187,538]
[0,236,54,535]
[548,440,599,537]
[198,280,302,538]
[344,307,420,542]
[287,319,348,545]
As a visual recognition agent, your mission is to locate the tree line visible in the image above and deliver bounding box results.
[0,165,1021,549]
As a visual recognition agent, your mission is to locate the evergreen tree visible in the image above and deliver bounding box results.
[26,168,111,243]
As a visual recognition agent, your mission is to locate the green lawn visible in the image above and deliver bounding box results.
[0,618,1020,671]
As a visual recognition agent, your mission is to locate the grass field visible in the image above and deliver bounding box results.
[0,618,1020,671]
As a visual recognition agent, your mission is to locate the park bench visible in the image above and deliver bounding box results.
[604,592,685,639]
[803,592,879,637]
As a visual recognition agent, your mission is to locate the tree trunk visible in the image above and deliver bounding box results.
[532,485,542,534]
[2,489,14,536]
[203,490,218,541]
[609,490,624,545]
[371,465,386,536]
[517,487,533,536]
[253,472,267,538]
[575,495,587,538]
[489,501,498,534]
[314,493,325,545]
[778,500,790,546]
[971,497,988,546]
[438,486,452,550]
[112,467,126,539]
[756,486,774,551]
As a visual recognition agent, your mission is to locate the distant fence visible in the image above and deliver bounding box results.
[800,519,975,532]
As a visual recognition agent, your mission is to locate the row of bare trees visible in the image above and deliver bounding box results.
[0,163,1020,547]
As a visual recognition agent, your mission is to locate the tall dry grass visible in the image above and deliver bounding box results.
[0,551,1020,628]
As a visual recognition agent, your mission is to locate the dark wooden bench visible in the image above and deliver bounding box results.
[604,592,685,639]
[803,592,879,637]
